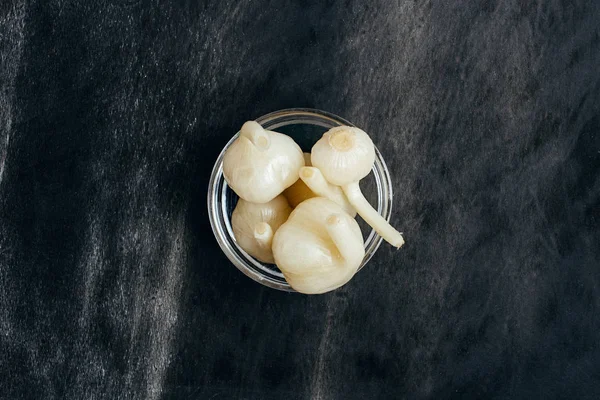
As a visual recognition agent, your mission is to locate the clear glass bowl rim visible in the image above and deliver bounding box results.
[207,108,393,292]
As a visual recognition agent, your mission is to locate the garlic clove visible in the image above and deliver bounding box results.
[224,121,305,203]
[311,125,404,248]
[311,126,375,186]
[283,153,316,207]
[272,197,364,294]
[299,166,356,217]
[231,194,292,264]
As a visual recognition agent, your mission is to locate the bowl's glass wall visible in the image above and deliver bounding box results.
[208,109,393,292]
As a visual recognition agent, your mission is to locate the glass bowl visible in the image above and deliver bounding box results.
[207,108,393,292]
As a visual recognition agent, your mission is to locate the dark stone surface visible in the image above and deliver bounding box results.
[1,0,599,398]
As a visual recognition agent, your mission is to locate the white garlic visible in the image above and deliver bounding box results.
[311,126,405,248]
[272,197,365,294]
[283,153,316,207]
[231,195,292,264]
[223,121,305,203]
[299,166,356,217]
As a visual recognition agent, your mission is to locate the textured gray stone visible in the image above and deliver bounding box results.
[0,0,599,398]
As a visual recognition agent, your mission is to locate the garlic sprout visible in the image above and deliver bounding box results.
[299,166,356,217]
[223,121,305,203]
[272,197,364,294]
[283,153,316,207]
[231,195,292,264]
[311,126,404,248]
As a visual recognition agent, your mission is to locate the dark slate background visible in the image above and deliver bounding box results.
[1,0,599,399]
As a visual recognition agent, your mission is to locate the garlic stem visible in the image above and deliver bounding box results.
[231,195,291,263]
[326,214,364,262]
[342,181,404,248]
[283,156,316,207]
[240,121,270,150]
[253,222,273,251]
[299,167,356,217]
